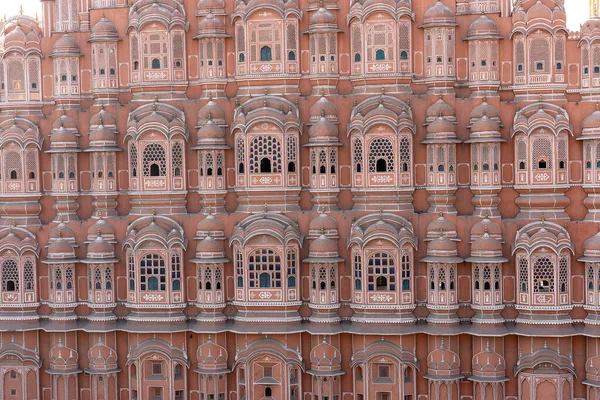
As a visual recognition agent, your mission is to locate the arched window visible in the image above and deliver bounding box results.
[143,143,167,177]
[139,254,166,291]
[1,260,18,292]
[250,136,281,174]
[375,49,386,61]
[152,59,161,69]
[260,46,272,62]
[368,138,394,173]
[353,252,362,291]
[367,252,395,292]
[248,249,281,288]
[400,51,408,60]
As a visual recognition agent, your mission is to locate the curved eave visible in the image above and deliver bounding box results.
[577,134,600,140]
[465,256,509,263]
[420,256,464,263]
[464,34,503,41]
[464,137,507,144]
[88,37,122,43]
[304,27,343,34]
[468,375,509,383]
[584,379,600,388]
[42,257,80,264]
[83,147,123,153]
[45,147,82,154]
[193,33,232,39]
[423,373,463,381]
[49,52,82,58]
[304,141,343,147]
[578,256,600,263]
[84,367,121,375]
[306,368,345,377]
[190,257,231,264]
[191,144,230,150]
[81,257,119,264]
[420,138,462,144]
[419,22,458,29]
[46,368,83,375]
[194,367,231,375]
[302,256,344,263]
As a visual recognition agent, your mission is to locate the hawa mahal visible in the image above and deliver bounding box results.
[3,0,600,399]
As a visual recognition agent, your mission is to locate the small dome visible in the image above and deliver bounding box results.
[88,339,118,370]
[90,108,116,127]
[90,17,119,40]
[5,26,26,45]
[427,235,457,254]
[309,95,337,120]
[308,235,339,257]
[470,100,500,121]
[423,1,456,26]
[52,34,80,55]
[52,114,78,131]
[198,13,226,34]
[89,124,117,143]
[471,115,500,134]
[552,6,566,23]
[583,109,600,131]
[49,340,78,370]
[526,0,552,22]
[427,214,457,239]
[50,221,76,242]
[471,218,502,238]
[197,98,226,124]
[198,118,225,140]
[427,116,456,134]
[87,235,114,256]
[47,238,76,259]
[88,218,115,239]
[310,6,337,26]
[50,126,78,146]
[471,232,502,254]
[467,14,499,38]
[512,6,526,23]
[195,236,225,256]
[310,340,342,372]
[309,212,338,233]
[196,214,224,235]
[197,337,228,370]
[308,116,337,138]
[584,230,600,255]
[427,97,455,120]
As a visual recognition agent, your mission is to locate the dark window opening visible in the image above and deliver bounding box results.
[238,163,244,173]
[260,46,272,62]
[376,276,387,291]
[239,53,245,62]
[150,163,160,176]
[151,59,161,69]
[288,51,296,61]
[375,49,385,61]
[9,171,17,180]
[538,159,547,169]
[400,51,408,60]
[288,162,296,172]
[354,53,361,62]
[376,159,387,172]
[260,158,272,173]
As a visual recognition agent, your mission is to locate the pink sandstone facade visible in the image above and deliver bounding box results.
[4,0,600,399]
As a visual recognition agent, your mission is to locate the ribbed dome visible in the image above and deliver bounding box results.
[427,214,457,239]
[583,109,600,131]
[53,114,78,131]
[427,97,455,119]
[309,212,337,233]
[197,99,226,124]
[427,116,456,134]
[50,126,78,146]
[4,25,26,45]
[471,115,500,134]
[89,124,117,143]
[471,232,502,253]
[422,1,456,26]
[91,17,119,40]
[87,218,115,239]
[427,235,457,254]
[87,235,114,256]
[308,234,339,257]
[196,214,224,233]
[52,34,80,55]
[308,116,337,138]
[471,218,502,238]
[198,13,226,34]
[584,230,600,254]
[196,235,224,254]
[470,101,500,121]
[467,14,500,38]
[198,118,225,140]
[48,238,76,258]
[526,0,552,22]
[310,95,337,119]
[310,6,337,26]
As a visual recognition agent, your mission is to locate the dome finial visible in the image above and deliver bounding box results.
[379,206,383,219]
[541,214,545,227]
[263,203,268,215]
[482,95,487,102]
[151,207,156,221]
[538,94,543,109]
[19,3,23,15]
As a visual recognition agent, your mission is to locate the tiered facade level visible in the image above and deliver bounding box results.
[4,0,600,399]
